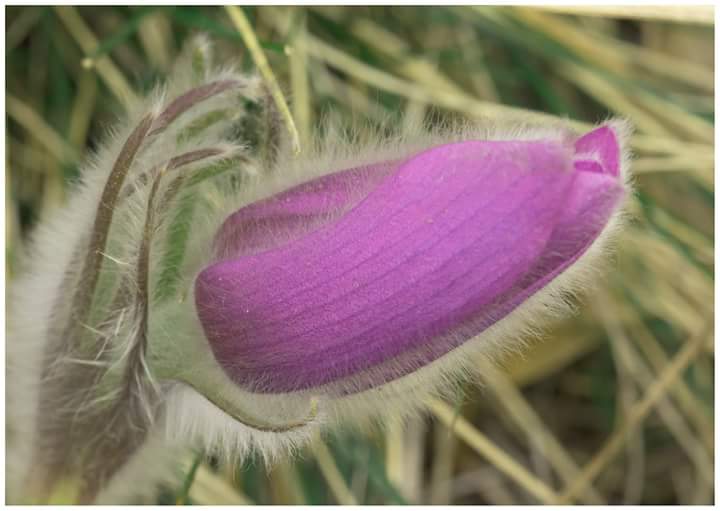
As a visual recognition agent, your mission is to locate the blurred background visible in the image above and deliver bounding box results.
[5,5,714,505]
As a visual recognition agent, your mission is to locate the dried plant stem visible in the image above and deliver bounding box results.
[509,7,714,90]
[6,6,44,52]
[175,451,203,505]
[629,86,714,144]
[480,361,605,504]
[477,7,616,77]
[428,399,560,504]
[6,95,78,163]
[530,5,714,25]
[308,61,389,122]
[323,12,467,96]
[270,460,307,504]
[556,320,712,503]
[5,143,21,276]
[597,294,714,481]
[385,416,425,503]
[629,136,713,160]
[633,157,713,187]
[454,27,500,101]
[557,62,671,137]
[605,313,646,504]
[617,334,713,485]
[428,421,457,504]
[631,229,712,296]
[309,28,560,124]
[260,6,574,128]
[68,71,98,150]
[138,12,173,72]
[293,6,716,170]
[224,5,301,155]
[629,321,714,451]
[639,207,714,266]
[53,6,138,108]
[184,459,254,505]
[384,419,405,498]
[312,438,358,505]
[288,9,311,148]
[268,6,713,166]
[502,327,601,387]
[624,271,708,339]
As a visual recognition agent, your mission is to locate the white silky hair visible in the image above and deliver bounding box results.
[5,31,634,502]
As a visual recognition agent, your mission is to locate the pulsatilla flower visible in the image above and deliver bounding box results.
[7,35,631,504]
[196,125,628,396]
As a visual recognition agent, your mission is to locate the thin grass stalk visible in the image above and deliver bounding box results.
[6,7,45,52]
[288,8,311,148]
[629,320,714,451]
[185,460,254,505]
[556,319,713,503]
[224,5,301,155]
[312,438,359,505]
[68,71,98,150]
[479,361,606,504]
[530,5,714,25]
[429,399,561,504]
[6,95,79,164]
[53,6,138,108]
[597,294,714,480]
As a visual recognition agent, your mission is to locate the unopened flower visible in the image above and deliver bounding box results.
[195,125,628,396]
[6,34,632,504]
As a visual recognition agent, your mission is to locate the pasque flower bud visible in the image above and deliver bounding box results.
[195,125,628,395]
[7,33,632,504]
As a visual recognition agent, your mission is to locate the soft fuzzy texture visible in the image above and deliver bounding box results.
[5,32,633,503]
[6,35,262,502]
[151,116,633,471]
[194,129,625,393]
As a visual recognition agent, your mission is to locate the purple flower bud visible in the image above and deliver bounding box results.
[195,124,628,394]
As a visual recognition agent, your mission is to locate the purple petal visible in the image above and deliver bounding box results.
[573,125,621,176]
[212,161,397,259]
[195,126,625,393]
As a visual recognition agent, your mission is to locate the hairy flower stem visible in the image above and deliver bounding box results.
[111,148,241,316]
[26,79,250,503]
[70,112,156,341]
[120,147,232,201]
[149,79,246,137]
[28,112,156,502]
[71,163,167,504]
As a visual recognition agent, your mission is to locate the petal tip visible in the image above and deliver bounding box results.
[574,120,631,178]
